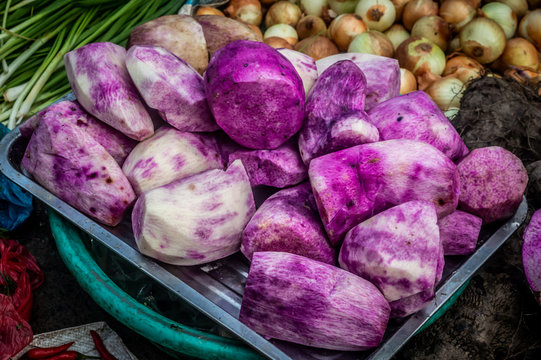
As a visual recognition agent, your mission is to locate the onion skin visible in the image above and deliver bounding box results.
[264,24,299,46]
[385,24,410,50]
[519,9,541,51]
[329,14,368,51]
[425,76,465,111]
[464,0,481,8]
[501,38,540,71]
[264,36,294,49]
[329,0,362,14]
[411,16,450,51]
[348,31,394,58]
[296,15,328,39]
[402,0,438,31]
[265,1,303,28]
[447,36,461,54]
[195,7,225,16]
[225,0,263,26]
[355,0,396,32]
[460,17,507,64]
[300,0,330,18]
[443,55,484,83]
[400,68,417,94]
[392,0,411,20]
[396,36,446,76]
[495,0,528,18]
[439,0,475,32]
[480,2,517,40]
[295,35,339,60]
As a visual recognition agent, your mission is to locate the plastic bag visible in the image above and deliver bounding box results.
[0,294,33,360]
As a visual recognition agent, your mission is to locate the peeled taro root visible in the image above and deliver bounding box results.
[339,201,443,318]
[22,108,136,226]
[132,160,255,265]
[277,48,318,95]
[523,208,541,304]
[227,139,306,188]
[316,53,400,110]
[438,210,482,255]
[241,183,334,264]
[367,91,469,161]
[196,15,263,58]
[122,126,223,195]
[19,101,136,165]
[64,42,153,141]
[457,146,528,223]
[128,15,208,74]
[239,251,390,351]
[309,139,459,245]
[205,40,305,150]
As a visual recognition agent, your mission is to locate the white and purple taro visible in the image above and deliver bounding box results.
[367,91,469,161]
[438,210,482,255]
[204,40,305,150]
[299,60,379,164]
[277,48,318,95]
[457,146,528,223]
[309,139,460,245]
[241,182,335,264]
[239,251,390,350]
[523,208,541,305]
[122,126,223,195]
[19,100,137,166]
[131,160,255,265]
[22,107,136,226]
[64,42,154,141]
[339,201,444,318]
[126,45,219,132]
[316,53,400,110]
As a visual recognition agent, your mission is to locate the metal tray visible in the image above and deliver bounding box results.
[0,122,528,360]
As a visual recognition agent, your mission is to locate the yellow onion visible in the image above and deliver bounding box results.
[519,9,541,51]
[439,0,475,32]
[264,36,294,49]
[195,7,225,16]
[444,107,460,120]
[384,24,410,50]
[264,24,299,46]
[411,16,451,51]
[261,0,279,4]
[246,24,264,40]
[329,14,368,51]
[296,15,328,39]
[402,0,438,30]
[396,37,446,77]
[295,35,339,60]
[265,1,302,28]
[426,76,465,111]
[464,0,481,8]
[400,68,418,94]
[300,0,329,18]
[495,0,528,18]
[501,38,540,71]
[447,36,461,53]
[225,0,262,26]
[480,2,517,39]
[328,0,361,14]
[348,30,394,57]
[460,17,506,64]
[355,0,396,32]
[392,0,411,20]
[443,55,484,83]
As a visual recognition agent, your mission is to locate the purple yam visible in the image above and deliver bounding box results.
[277,48,318,95]
[316,53,400,110]
[64,42,153,141]
[22,110,136,226]
[132,160,255,265]
[339,201,442,317]
[239,251,390,351]
[438,210,482,255]
[122,126,223,195]
[457,146,528,224]
[367,91,469,161]
[309,139,459,244]
[204,40,305,149]
[19,101,137,165]
[241,183,334,264]
[126,45,218,132]
[227,139,306,188]
[523,209,541,304]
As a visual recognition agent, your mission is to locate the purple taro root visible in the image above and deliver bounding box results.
[299,60,380,164]
[122,126,223,195]
[309,139,459,245]
[523,209,541,305]
[126,46,218,132]
[316,53,400,110]
[438,210,482,255]
[277,48,318,95]
[64,42,154,141]
[20,101,136,165]
[457,146,528,223]
[227,139,306,188]
[367,91,468,161]
[204,40,305,150]
[241,183,334,264]
[339,201,443,317]
[132,160,255,265]
[22,109,136,226]
[239,251,390,350]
